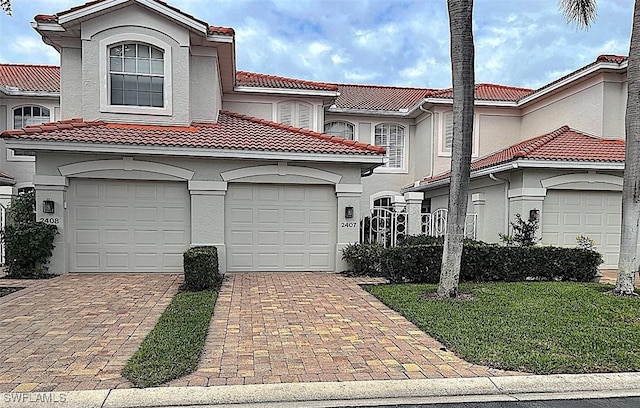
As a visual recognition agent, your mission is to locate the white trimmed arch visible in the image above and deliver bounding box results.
[541,173,623,190]
[58,157,194,180]
[220,164,342,184]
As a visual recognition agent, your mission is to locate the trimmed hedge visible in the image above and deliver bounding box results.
[341,242,383,276]
[343,241,602,284]
[183,246,221,291]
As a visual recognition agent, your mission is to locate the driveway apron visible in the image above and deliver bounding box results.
[172,272,522,387]
[0,273,181,393]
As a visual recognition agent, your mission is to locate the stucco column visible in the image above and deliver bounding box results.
[33,175,68,275]
[507,188,546,242]
[404,191,424,236]
[335,184,363,272]
[188,181,228,273]
[472,192,485,241]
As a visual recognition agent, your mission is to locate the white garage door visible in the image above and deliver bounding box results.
[542,190,621,268]
[225,184,337,271]
[68,179,190,272]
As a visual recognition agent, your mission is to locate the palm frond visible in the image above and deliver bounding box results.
[559,0,597,29]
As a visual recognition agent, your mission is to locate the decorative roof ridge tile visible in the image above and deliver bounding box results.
[0,63,59,68]
[1,118,102,137]
[336,83,434,92]
[219,110,385,154]
[208,26,235,36]
[236,71,338,91]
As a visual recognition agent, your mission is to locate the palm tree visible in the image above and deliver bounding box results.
[437,0,475,298]
[1,0,11,16]
[560,0,639,296]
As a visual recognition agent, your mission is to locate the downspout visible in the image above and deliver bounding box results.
[418,103,435,179]
[489,173,510,235]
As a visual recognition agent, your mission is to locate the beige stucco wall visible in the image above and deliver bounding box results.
[602,73,626,138]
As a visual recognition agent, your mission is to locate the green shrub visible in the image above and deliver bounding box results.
[1,190,58,278]
[499,213,540,247]
[379,243,602,283]
[341,242,383,276]
[398,235,444,246]
[183,246,221,291]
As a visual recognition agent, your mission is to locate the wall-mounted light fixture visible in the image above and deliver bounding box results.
[43,200,55,214]
[529,209,540,221]
[345,206,354,219]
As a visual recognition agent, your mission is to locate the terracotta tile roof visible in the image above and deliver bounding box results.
[236,71,338,92]
[428,84,533,102]
[0,64,60,93]
[333,84,433,111]
[33,0,235,37]
[419,126,625,186]
[1,111,385,156]
[596,54,627,63]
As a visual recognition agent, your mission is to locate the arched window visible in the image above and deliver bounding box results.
[324,121,355,140]
[374,123,405,169]
[13,105,50,129]
[109,43,164,107]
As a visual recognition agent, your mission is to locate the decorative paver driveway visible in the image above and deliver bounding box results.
[0,273,181,393]
[171,273,523,387]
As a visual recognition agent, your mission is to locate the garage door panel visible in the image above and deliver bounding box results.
[226,184,336,271]
[68,179,189,273]
[543,190,621,268]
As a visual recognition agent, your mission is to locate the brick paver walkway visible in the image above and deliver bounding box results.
[0,273,181,393]
[170,273,523,387]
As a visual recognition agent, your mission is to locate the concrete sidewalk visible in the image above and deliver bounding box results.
[3,373,640,408]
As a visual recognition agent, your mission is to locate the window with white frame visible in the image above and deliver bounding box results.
[439,111,479,156]
[324,121,355,140]
[109,43,164,107]
[278,101,312,129]
[13,105,50,129]
[374,123,406,170]
[99,33,172,116]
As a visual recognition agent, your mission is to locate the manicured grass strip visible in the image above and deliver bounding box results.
[366,282,640,374]
[122,289,217,387]
[0,287,22,297]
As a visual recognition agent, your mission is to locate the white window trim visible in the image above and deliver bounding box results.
[372,123,408,174]
[99,33,173,116]
[437,111,480,158]
[274,100,314,130]
[9,104,53,162]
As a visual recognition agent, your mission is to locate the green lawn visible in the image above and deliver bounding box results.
[122,289,217,387]
[366,282,640,374]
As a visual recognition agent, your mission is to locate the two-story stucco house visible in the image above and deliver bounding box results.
[0,0,633,273]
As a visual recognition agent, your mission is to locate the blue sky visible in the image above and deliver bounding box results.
[0,0,634,89]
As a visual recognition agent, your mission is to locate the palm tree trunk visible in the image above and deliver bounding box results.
[617,0,640,295]
[438,0,475,298]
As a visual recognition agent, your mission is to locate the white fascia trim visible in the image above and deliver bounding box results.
[0,86,59,97]
[31,22,65,32]
[326,107,410,117]
[5,140,385,164]
[516,159,624,170]
[518,61,626,105]
[424,97,518,108]
[234,86,338,97]
[206,35,233,43]
[58,0,208,34]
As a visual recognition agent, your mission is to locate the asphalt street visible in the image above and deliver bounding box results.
[347,397,640,407]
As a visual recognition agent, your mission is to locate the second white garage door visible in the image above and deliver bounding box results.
[68,179,190,272]
[542,190,621,268]
[225,184,337,271]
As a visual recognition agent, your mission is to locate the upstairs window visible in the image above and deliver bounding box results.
[109,43,164,107]
[324,121,355,140]
[374,123,406,170]
[439,110,479,156]
[278,101,312,129]
[13,105,50,129]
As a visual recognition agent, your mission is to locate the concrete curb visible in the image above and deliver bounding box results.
[3,373,640,408]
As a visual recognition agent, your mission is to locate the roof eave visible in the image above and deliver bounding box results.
[4,139,386,164]
[326,107,412,117]
[0,87,60,97]
[518,61,627,106]
[57,0,208,34]
[423,97,519,107]
[234,86,338,97]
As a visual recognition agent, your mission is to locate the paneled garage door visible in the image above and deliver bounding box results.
[225,184,337,271]
[542,190,621,268]
[68,179,190,272]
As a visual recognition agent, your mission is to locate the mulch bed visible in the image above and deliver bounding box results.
[0,287,23,297]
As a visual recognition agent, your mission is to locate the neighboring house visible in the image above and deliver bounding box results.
[0,0,631,272]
